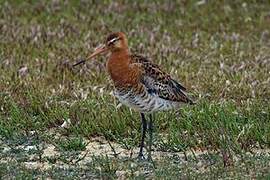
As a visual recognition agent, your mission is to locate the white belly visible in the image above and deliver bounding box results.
[114,90,181,113]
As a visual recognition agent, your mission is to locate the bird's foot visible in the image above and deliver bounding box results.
[136,153,146,161]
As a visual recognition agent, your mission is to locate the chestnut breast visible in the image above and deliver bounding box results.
[106,52,141,87]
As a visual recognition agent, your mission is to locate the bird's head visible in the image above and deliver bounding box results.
[73,32,128,66]
[105,32,128,52]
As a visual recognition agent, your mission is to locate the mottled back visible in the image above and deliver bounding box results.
[130,54,194,104]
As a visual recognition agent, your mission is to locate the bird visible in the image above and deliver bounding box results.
[73,32,194,160]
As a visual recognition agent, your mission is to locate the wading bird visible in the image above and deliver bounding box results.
[74,32,194,160]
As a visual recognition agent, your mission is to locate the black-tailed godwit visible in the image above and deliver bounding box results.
[74,32,194,160]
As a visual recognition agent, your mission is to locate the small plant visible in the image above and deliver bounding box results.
[91,155,118,179]
[56,137,87,151]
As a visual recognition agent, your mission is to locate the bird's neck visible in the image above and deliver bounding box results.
[107,49,139,87]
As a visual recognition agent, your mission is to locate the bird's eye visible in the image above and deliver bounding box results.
[108,37,120,46]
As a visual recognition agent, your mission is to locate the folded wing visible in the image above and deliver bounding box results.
[131,54,194,104]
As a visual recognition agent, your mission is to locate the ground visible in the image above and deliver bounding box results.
[0,0,270,179]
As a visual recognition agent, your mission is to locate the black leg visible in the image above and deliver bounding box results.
[148,114,154,160]
[138,113,147,160]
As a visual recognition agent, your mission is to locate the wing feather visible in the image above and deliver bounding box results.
[131,54,194,104]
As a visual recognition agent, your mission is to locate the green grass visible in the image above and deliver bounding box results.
[0,0,270,179]
[56,136,87,151]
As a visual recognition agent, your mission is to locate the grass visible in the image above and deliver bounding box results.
[0,0,270,179]
[56,136,87,151]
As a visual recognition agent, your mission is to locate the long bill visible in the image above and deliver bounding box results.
[73,44,108,67]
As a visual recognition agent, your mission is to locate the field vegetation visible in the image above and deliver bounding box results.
[0,0,270,178]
